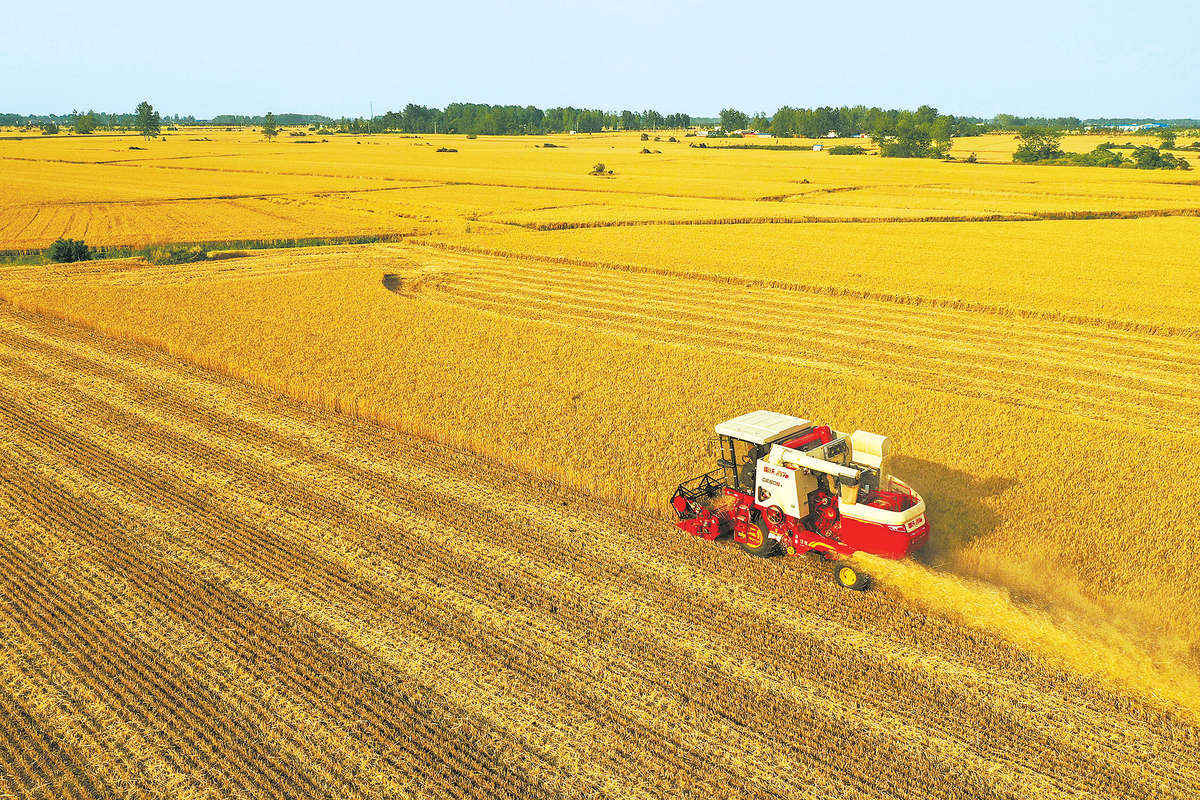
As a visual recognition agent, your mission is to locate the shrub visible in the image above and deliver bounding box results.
[1131,145,1190,170]
[466,133,477,139]
[47,238,91,263]
[827,145,866,155]
[144,244,206,265]
[640,133,649,141]
[964,152,978,163]
[1013,129,1064,163]
[40,122,59,135]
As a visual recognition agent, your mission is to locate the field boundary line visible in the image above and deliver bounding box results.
[500,207,1200,231]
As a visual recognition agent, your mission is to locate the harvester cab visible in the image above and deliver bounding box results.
[671,410,930,590]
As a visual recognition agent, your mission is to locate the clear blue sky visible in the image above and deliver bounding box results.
[5,0,1197,119]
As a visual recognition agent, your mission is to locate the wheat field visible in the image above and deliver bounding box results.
[2,128,1199,798]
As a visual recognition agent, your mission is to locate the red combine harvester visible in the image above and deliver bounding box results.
[671,411,929,590]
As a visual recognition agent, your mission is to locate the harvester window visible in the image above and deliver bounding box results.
[717,437,758,491]
[716,435,738,488]
[732,439,753,466]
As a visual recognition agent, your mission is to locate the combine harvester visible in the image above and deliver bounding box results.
[671,411,929,590]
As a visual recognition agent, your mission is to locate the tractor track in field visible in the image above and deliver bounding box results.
[1,303,1199,799]
[393,249,1200,436]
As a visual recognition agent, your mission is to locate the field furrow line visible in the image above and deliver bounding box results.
[0,400,588,797]
[0,485,374,798]
[0,681,106,800]
[435,255,1200,372]
[429,266,1200,396]
[0,541,280,798]
[0,453,565,800]
[416,253,1200,388]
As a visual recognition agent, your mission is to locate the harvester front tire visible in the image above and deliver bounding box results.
[738,519,777,558]
[833,563,870,591]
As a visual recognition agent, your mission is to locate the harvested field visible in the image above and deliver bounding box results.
[2,302,1199,799]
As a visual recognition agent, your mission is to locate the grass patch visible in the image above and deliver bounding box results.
[0,233,409,267]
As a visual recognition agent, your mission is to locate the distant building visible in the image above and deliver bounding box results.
[1091,123,1168,132]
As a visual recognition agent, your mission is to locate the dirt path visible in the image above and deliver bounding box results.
[1,302,1197,799]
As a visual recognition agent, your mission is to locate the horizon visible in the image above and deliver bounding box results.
[6,107,1199,127]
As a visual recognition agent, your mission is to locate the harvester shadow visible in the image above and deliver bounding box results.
[886,455,1015,569]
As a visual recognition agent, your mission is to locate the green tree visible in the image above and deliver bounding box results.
[930,115,954,152]
[872,110,944,158]
[881,115,933,158]
[719,108,749,133]
[135,101,161,140]
[40,122,59,135]
[262,111,278,140]
[72,109,97,134]
[47,238,91,263]
[1131,145,1189,170]
[1012,127,1064,163]
[749,112,771,132]
[575,110,604,133]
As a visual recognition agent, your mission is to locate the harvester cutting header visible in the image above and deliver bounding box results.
[671,411,929,590]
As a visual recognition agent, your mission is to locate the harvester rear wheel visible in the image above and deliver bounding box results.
[738,519,777,558]
[833,563,870,591]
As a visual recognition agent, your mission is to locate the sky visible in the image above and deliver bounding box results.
[4,0,1198,120]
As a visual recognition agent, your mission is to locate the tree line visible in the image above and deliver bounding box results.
[1012,127,1191,170]
[365,104,691,135]
[9,102,1197,158]
[713,105,973,158]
